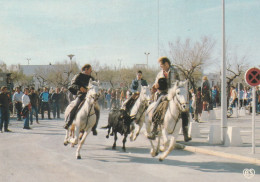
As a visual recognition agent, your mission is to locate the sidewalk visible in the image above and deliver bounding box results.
[177,112,260,165]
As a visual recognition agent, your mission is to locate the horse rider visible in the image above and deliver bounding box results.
[63,64,100,136]
[121,70,148,115]
[147,57,192,142]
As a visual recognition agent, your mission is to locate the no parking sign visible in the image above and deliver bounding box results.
[244,67,260,154]
[245,67,260,86]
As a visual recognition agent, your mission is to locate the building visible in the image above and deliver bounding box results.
[0,73,13,91]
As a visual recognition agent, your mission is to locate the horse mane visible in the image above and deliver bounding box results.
[167,81,178,101]
[167,80,188,101]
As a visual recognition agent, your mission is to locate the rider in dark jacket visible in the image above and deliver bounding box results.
[64,64,100,135]
[122,70,148,114]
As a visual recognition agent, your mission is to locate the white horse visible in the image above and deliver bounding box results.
[129,86,151,141]
[63,80,99,159]
[145,80,188,161]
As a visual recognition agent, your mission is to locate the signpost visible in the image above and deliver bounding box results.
[245,67,260,154]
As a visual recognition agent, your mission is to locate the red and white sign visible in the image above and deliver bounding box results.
[245,67,260,87]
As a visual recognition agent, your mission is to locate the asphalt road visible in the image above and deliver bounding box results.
[0,110,259,182]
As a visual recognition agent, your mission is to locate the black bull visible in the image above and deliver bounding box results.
[102,109,132,151]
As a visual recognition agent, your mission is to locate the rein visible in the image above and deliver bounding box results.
[84,94,97,126]
[134,100,149,124]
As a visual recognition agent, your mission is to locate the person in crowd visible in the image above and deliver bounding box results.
[230,85,238,108]
[147,57,191,142]
[110,89,116,110]
[189,88,196,119]
[39,87,51,120]
[115,88,121,108]
[64,64,100,136]
[120,88,126,106]
[12,86,23,121]
[106,89,111,110]
[211,86,217,108]
[256,86,260,113]
[22,88,31,129]
[239,87,244,108]
[201,76,211,111]
[194,87,202,122]
[98,89,105,110]
[37,88,43,114]
[0,86,11,132]
[29,87,39,124]
[51,87,61,119]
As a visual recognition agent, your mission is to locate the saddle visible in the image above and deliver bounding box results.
[152,97,169,125]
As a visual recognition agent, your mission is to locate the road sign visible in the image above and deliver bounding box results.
[245,67,260,87]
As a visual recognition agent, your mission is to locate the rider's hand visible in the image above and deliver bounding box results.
[80,87,87,93]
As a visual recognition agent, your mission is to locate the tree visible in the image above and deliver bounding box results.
[166,36,216,94]
[225,48,249,105]
[34,61,80,88]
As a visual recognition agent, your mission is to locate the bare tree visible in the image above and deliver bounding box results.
[225,51,249,105]
[166,36,216,93]
[34,61,80,88]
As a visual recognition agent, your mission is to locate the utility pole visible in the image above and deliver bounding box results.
[118,59,122,70]
[27,58,31,65]
[144,52,150,68]
[221,0,227,144]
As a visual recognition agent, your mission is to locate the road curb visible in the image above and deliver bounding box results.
[175,143,260,166]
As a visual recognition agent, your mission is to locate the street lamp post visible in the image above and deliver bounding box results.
[144,52,150,68]
[27,58,31,65]
[67,54,74,71]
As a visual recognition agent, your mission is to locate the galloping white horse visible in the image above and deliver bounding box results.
[145,80,188,161]
[129,86,150,141]
[63,79,99,159]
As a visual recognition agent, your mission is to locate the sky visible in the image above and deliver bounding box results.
[0,0,259,72]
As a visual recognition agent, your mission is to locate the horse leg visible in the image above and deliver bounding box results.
[133,120,144,141]
[112,132,117,150]
[76,129,90,159]
[155,132,161,156]
[129,122,135,141]
[70,125,79,147]
[122,133,128,152]
[160,129,169,152]
[64,129,70,146]
[106,126,111,138]
[159,136,175,161]
[159,121,181,161]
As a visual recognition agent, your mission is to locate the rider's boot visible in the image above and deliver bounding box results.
[183,127,192,142]
[147,122,158,140]
[182,112,192,142]
[92,104,100,135]
[64,97,81,129]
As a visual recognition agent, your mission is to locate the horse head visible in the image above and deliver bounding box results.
[140,85,151,103]
[168,80,189,112]
[87,79,100,101]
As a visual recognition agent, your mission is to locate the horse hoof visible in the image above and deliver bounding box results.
[106,135,109,139]
[159,158,164,162]
[155,152,159,156]
[77,156,81,159]
[112,146,116,150]
[64,142,68,146]
[122,148,126,152]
